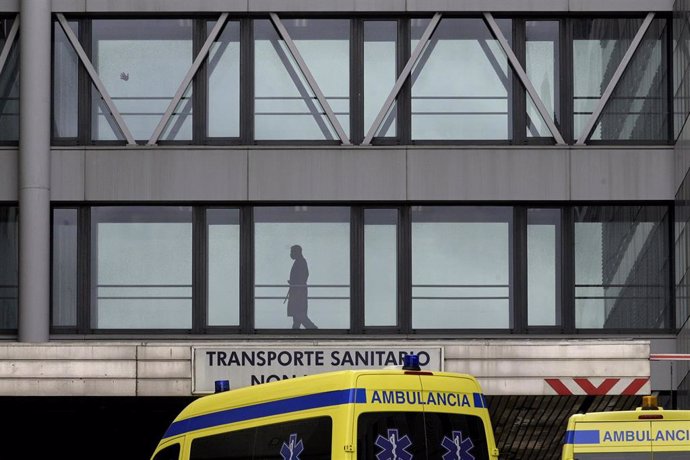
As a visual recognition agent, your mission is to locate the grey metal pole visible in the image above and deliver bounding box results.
[19,0,51,342]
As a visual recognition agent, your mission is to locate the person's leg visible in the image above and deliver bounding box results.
[302,315,317,329]
[292,317,301,329]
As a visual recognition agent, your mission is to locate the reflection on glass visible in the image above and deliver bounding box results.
[0,207,17,329]
[91,20,193,141]
[91,207,193,329]
[207,209,240,326]
[364,21,397,138]
[573,18,643,140]
[53,21,79,139]
[411,18,512,140]
[526,21,559,138]
[527,209,561,326]
[574,206,670,329]
[364,209,397,326]
[0,19,19,142]
[208,21,240,138]
[411,206,512,328]
[53,209,78,327]
[594,18,669,141]
[254,19,349,140]
[254,207,350,329]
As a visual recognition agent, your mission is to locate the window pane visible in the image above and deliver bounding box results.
[152,444,180,460]
[91,20,193,141]
[365,209,397,326]
[254,417,332,459]
[357,412,428,460]
[364,21,397,138]
[574,206,670,329]
[207,20,240,138]
[254,207,350,330]
[0,20,19,142]
[53,208,78,327]
[526,21,559,138]
[91,207,192,329]
[411,18,512,140]
[53,21,79,139]
[0,206,18,329]
[411,206,512,329]
[254,19,349,141]
[573,18,644,140]
[594,18,669,141]
[207,209,240,326]
[527,209,561,326]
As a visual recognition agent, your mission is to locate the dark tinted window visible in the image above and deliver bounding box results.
[152,444,180,460]
[574,453,652,460]
[357,412,489,460]
[190,416,331,460]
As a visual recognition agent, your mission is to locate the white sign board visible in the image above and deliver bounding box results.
[192,346,444,394]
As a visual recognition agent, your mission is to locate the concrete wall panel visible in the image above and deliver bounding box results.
[0,360,135,378]
[0,378,136,396]
[84,148,248,201]
[570,148,674,201]
[0,344,135,359]
[137,379,192,396]
[84,0,247,12]
[406,0,569,12]
[407,148,570,201]
[248,148,406,201]
[137,360,190,379]
[51,149,85,201]
[445,340,649,360]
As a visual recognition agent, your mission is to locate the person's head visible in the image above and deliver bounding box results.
[290,245,302,259]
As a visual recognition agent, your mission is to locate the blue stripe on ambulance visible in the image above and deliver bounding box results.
[163,388,367,439]
[564,430,600,445]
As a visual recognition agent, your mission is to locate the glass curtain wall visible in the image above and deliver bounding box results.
[526,21,560,138]
[0,18,19,142]
[91,19,194,142]
[207,20,240,139]
[364,21,397,139]
[0,207,18,330]
[254,19,350,141]
[49,205,675,333]
[90,207,193,329]
[53,20,79,139]
[254,207,350,330]
[572,18,644,141]
[574,206,671,329]
[206,209,240,327]
[53,209,78,328]
[410,18,513,141]
[594,18,669,142]
[410,206,512,329]
[364,209,398,327]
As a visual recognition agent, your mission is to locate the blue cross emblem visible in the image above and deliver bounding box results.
[375,428,413,460]
[441,431,475,460]
[280,433,304,460]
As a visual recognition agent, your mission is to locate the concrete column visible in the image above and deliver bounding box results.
[18,0,51,342]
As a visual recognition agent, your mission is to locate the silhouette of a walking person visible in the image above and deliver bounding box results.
[286,245,317,329]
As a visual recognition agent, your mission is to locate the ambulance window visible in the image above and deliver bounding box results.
[425,412,489,460]
[357,412,427,460]
[191,426,255,460]
[152,444,180,460]
[190,417,331,460]
[254,416,332,460]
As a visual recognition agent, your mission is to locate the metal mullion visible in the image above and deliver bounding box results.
[81,207,92,334]
[0,16,18,81]
[484,12,566,145]
[193,207,206,333]
[513,207,527,332]
[193,18,207,144]
[351,207,363,333]
[513,19,526,144]
[351,19,364,146]
[561,18,573,143]
[575,12,656,145]
[241,18,254,144]
[363,13,441,146]
[400,206,412,333]
[242,206,254,333]
[562,207,575,333]
[399,18,411,145]
[55,13,136,145]
[269,13,351,145]
[148,13,229,145]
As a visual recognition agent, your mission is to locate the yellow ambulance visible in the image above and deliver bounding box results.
[562,396,690,460]
[150,357,499,460]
